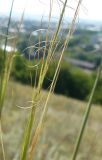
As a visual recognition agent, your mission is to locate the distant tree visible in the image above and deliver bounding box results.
[84,44,94,52]
[17,40,28,54]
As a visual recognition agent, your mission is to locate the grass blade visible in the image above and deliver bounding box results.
[0,119,6,160]
[0,0,14,116]
[3,0,15,58]
[71,65,101,160]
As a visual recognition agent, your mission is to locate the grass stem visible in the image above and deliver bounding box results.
[20,1,68,159]
[71,65,101,160]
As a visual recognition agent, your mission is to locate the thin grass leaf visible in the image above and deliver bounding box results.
[3,0,15,58]
[0,119,6,160]
[71,65,102,160]
[0,0,15,117]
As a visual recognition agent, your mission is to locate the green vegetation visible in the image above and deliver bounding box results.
[1,50,102,104]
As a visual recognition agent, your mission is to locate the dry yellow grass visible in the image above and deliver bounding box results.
[1,80,102,160]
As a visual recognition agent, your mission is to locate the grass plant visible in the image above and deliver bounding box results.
[28,1,83,159]
[0,1,15,159]
[20,1,69,159]
[0,0,14,117]
[0,0,27,159]
[20,0,84,159]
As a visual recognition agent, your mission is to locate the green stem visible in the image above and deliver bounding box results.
[0,0,14,116]
[3,0,15,58]
[0,60,9,116]
[20,1,68,159]
[71,66,101,160]
[20,106,36,160]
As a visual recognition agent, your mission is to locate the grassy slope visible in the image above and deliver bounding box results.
[1,81,102,160]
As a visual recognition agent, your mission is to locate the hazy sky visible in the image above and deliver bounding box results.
[0,0,101,21]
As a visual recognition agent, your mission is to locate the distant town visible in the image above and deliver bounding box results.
[0,16,102,71]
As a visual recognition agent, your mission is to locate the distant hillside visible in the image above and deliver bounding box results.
[1,81,102,160]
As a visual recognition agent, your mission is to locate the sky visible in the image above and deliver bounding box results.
[0,0,102,21]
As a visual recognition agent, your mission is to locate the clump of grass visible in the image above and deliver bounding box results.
[29,1,83,159]
[20,0,69,158]
[0,1,15,159]
[20,0,84,159]
[0,0,27,158]
[0,0,27,116]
